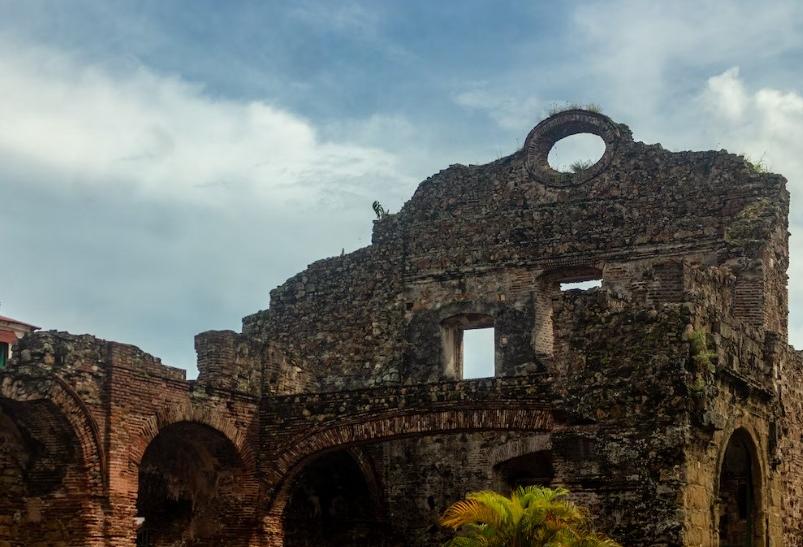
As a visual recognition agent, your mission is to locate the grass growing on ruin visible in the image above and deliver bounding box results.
[547,102,603,116]
[689,329,716,373]
[686,329,716,397]
[725,198,777,246]
[742,154,769,174]
[569,159,595,173]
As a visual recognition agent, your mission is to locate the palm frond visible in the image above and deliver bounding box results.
[466,491,515,524]
[571,532,622,547]
[440,499,505,529]
[443,535,489,547]
[442,486,622,547]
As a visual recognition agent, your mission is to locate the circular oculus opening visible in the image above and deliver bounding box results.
[547,133,606,174]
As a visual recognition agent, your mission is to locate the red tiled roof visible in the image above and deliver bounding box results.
[0,315,40,330]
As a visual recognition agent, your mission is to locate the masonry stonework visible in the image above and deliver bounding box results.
[1,109,801,546]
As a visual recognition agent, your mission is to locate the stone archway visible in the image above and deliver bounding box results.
[261,406,556,545]
[717,428,765,547]
[0,398,91,544]
[0,374,106,493]
[0,373,105,545]
[135,421,257,547]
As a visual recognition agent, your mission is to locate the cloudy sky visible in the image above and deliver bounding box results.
[2,0,803,376]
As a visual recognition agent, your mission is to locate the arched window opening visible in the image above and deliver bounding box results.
[284,449,386,546]
[136,422,253,547]
[718,430,762,547]
[441,314,495,379]
[494,450,555,493]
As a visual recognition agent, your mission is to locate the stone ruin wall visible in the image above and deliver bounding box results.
[776,344,803,544]
[1,109,803,546]
[242,111,790,394]
[3,333,262,546]
[247,110,802,545]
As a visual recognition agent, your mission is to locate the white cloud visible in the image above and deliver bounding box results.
[564,0,803,145]
[0,38,408,206]
[453,87,542,132]
[706,67,748,121]
[0,37,425,374]
[702,67,803,344]
[5,1,803,367]
[702,67,803,203]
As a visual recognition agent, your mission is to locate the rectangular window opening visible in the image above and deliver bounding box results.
[0,343,8,369]
[560,279,602,291]
[462,327,495,379]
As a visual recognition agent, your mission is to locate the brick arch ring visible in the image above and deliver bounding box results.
[0,372,107,495]
[260,405,557,542]
[524,109,631,188]
[131,402,257,471]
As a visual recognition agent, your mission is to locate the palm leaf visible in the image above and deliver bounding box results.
[441,499,505,529]
[442,486,621,547]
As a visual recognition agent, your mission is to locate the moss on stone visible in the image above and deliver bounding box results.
[725,198,779,246]
[689,329,716,374]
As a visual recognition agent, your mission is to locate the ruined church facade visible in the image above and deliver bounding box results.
[2,109,802,546]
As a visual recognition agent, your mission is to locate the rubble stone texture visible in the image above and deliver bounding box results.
[1,109,801,546]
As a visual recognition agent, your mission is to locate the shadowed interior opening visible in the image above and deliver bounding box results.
[494,450,555,493]
[136,422,252,547]
[284,450,386,546]
[0,399,85,544]
[718,430,761,547]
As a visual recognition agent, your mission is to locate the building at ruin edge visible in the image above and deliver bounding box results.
[1,109,802,547]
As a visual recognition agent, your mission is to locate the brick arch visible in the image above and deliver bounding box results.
[260,405,555,545]
[132,405,262,546]
[0,373,106,495]
[486,433,551,468]
[130,402,256,471]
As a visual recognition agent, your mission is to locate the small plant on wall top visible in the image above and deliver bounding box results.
[689,329,716,374]
[569,159,595,173]
[372,200,389,219]
[440,486,621,547]
[742,153,769,174]
[547,103,603,116]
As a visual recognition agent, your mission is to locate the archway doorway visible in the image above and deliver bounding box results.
[717,429,762,547]
[0,398,89,543]
[136,421,254,546]
[283,449,388,546]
